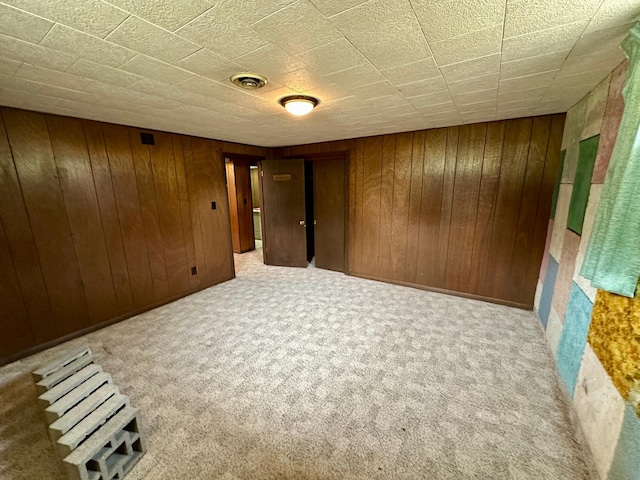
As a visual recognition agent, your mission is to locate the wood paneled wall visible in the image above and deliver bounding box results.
[280,114,565,308]
[0,107,267,363]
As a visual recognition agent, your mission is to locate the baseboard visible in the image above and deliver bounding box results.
[347,272,533,310]
[0,275,233,367]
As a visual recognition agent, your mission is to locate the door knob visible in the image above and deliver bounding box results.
[313,220,317,225]
[299,220,306,227]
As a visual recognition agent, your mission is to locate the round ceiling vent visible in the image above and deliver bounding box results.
[230,73,268,89]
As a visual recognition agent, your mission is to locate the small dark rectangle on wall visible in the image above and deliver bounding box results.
[140,132,155,145]
[273,174,292,181]
[211,201,216,210]
[191,266,197,275]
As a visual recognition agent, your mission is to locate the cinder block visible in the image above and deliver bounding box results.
[33,348,145,480]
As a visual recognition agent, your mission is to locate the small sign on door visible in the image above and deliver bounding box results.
[273,174,292,181]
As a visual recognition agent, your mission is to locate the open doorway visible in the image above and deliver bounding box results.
[249,162,262,251]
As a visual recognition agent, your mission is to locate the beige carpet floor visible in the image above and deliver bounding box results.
[0,248,596,479]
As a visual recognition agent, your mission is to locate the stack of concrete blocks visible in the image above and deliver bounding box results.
[32,347,145,480]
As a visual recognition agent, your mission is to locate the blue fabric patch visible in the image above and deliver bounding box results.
[539,255,559,328]
[556,283,593,399]
[608,405,640,480]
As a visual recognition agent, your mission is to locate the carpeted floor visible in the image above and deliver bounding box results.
[0,248,596,479]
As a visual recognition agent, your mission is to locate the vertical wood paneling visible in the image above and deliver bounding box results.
[378,135,395,278]
[0,112,55,344]
[0,218,33,358]
[486,118,533,299]
[103,124,155,309]
[353,139,365,273]
[149,132,191,296]
[361,137,383,275]
[1,107,255,362]
[523,114,565,303]
[347,139,357,274]
[435,126,459,288]
[47,115,119,324]
[509,116,552,301]
[389,132,412,281]
[171,135,199,290]
[3,109,90,335]
[130,129,169,300]
[83,120,134,314]
[404,131,425,284]
[416,128,447,286]
[468,121,505,296]
[445,123,486,292]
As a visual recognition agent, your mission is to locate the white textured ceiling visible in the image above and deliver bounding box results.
[0,0,638,147]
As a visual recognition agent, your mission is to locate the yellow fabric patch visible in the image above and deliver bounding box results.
[588,289,640,408]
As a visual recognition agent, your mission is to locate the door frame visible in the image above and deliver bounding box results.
[278,151,350,274]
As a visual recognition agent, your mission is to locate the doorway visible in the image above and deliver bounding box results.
[260,153,347,272]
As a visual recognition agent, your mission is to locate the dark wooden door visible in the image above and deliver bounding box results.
[225,159,254,253]
[313,157,346,272]
[261,159,307,267]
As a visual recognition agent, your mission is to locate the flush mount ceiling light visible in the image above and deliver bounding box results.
[230,73,267,89]
[279,95,319,116]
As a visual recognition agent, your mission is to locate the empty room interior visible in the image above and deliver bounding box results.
[1,1,640,479]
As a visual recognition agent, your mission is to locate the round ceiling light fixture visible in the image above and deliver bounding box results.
[230,73,267,89]
[279,95,319,116]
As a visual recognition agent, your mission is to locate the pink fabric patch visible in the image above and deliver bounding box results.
[593,61,628,184]
[552,229,582,321]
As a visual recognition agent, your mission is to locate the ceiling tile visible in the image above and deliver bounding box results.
[504,0,602,37]
[329,0,422,47]
[498,87,548,103]
[14,63,93,91]
[306,83,353,102]
[498,70,558,94]
[309,0,371,17]
[356,33,432,71]
[127,78,187,101]
[0,4,54,44]
[381,57,441,85]
[66,59,143,87]
[585,0,640,33]
[497,97,541,110]
[549,70,612,90]
[119,54,193,84]
[396,76,447,97]
[502,20,588,62]
[104,0,214,32]
[295,38,368,76]
[569,22,633,58]
[452,87,497,105]
[41,24,136,68]
[252,1,342,55]
[412,0,506,42]
[106,16,201,64]
[217,0,299,25]
[272,67,333,93]
[38,84,103,105]
[326,63,386,90]
[500,50,569,79]
[353,80,399,100]
[448,73,499,95]
[0,73,45,93]
[415,101,457,115]
[457,99,497,113]
[0,57,22,76]
[0,88,63,107]
[430,25,503,66]
[176,8,268,59]
[1,0,130,38]
[236,44,306,78]
[408,90,454,108]
[439,53,500,82]
[177,48,243,82]
[0,33,78,71]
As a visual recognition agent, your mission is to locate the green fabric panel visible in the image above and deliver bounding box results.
[550,149,566,219]
[567,136,599,234]
[581,22,640,298]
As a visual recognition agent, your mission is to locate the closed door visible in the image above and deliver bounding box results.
[313,157,346,272]
[260,159,307,267]
[225,159,254,253]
